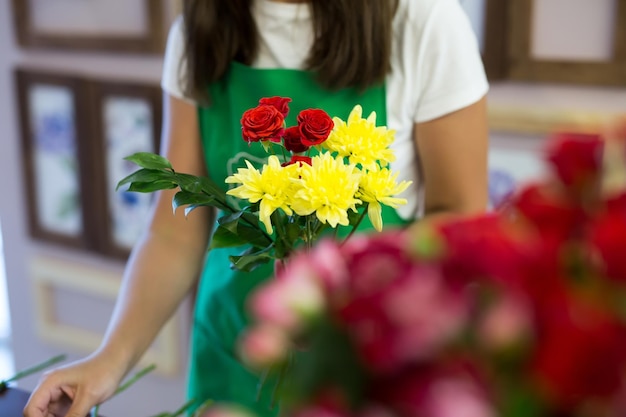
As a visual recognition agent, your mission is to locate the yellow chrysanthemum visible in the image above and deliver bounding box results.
[323,105,396,170]
[291,152,362,228]
[225,155,299,234]
[358,167,412,232]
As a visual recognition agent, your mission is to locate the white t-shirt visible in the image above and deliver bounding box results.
[161,0,489,219]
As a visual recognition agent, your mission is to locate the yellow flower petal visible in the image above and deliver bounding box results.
[367,201,383,232]
[358,167,412,231]
[323,105,396,170]
[226,155,299,233]
[291,152,361,227]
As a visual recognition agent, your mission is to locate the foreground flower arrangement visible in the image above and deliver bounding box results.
[202,120,626,417]
[118,97,411,270]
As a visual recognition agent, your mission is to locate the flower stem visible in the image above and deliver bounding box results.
[306,215,314,250]
[168,398,198,417]
[0,354,66,392]
[115,364,156,395]
[341,209,367,246]
[272,211,292,257]
[91,364,156,416]
[256,367,270,402]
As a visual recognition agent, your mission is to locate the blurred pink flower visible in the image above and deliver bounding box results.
[425,378,496,417]
[250,256,326,333]
[238,324,290,368]
[478,295,533,351]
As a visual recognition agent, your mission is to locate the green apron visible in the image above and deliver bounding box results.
[188,61,409,415]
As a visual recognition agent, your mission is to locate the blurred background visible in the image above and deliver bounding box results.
[0,0,625,415]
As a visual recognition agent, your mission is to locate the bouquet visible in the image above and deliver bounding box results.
[118,97,411,271]
[199,119,626,417]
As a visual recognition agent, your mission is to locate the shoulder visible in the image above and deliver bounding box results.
[166,14,185,51]
[393,0,469,34]
[162,15,194,103]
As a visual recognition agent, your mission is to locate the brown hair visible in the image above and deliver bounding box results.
[181,0,398,101]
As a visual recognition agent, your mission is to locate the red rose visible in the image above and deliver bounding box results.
[438,214,532,289]
[531,296,626,410]
[259,96,292,119]
[297,109,334,146]
[545,132,604,197]
[590,195,626,282]
[510,183,586,246]
[283,126,309,153]
[281,155,312,167]
[241,104,284,144]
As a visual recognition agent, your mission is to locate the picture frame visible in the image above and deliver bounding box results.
[488,105,620,135]
[482,0,510,80]
[89,81,163,260]
[15,68,97,250]
[508,0,626,85]
[461,0,510,80]
[31,256,181,376]
[11,0,165,53]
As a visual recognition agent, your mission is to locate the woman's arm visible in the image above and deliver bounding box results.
[414,95,489,219]
[98,93,212,374]
[24,94,212,417]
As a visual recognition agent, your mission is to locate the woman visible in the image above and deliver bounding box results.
[24,0,488,416]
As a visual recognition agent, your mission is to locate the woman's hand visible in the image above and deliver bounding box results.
[23,353,125,417]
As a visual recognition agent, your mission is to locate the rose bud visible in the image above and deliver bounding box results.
[283,125,310,153]
[259,96,291,118]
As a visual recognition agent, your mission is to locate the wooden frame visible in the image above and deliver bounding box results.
[482,0,510,80]
[509,0,626,85]
[15,69,97,250]
[89,81,163,260]
[488,105,621,135]
[460,0,510,80]
[31,256,181,376]
[11,0,164,54]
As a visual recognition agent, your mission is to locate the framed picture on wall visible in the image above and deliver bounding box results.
[460,0,510,80]
[89,80,163,259]
[15,69,97,249]
[508,0,626,85]
[11,0,164,53]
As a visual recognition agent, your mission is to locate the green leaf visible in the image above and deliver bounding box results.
[229,247,274,272]
[124,152,173,170]
[211,226,250,248]
[172,174,237,212]
[174,173,226,197]
[285,220,302,243]
[174,173,209,194]
[219,210,259,228]
[347,207,366,226]
[127,180,177,193]
[173,191,221,212]
[211,217,271,249]
[117,168,175,191]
